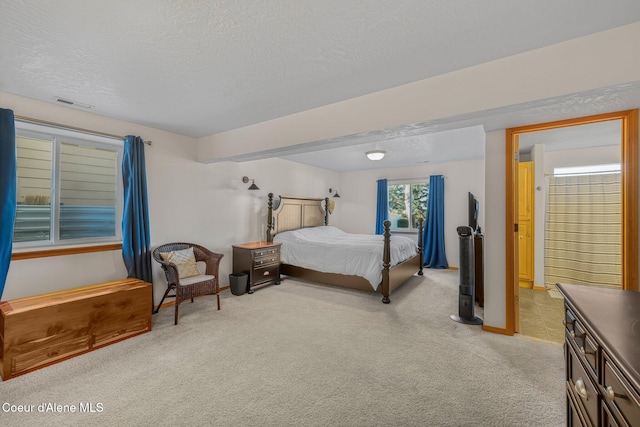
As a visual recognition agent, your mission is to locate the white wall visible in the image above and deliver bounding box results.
[1,93,339,306]
[339,157,485,268]
[483,131,508,329]
[544,145,620,172]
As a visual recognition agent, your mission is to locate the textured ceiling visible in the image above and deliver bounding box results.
[2,0,640,142]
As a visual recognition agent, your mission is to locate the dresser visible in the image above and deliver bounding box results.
[557,283,640,426]
[232,241,281,293]
[0,278,152,380]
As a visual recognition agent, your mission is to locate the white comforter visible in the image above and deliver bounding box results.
[274,226,418,290]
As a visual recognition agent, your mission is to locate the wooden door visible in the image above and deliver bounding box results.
[518,162,534,284]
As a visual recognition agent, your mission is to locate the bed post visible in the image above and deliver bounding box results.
[324,197,330,225]
[267,193,274,242]
[417,218,424,276]
[381,220,391,303]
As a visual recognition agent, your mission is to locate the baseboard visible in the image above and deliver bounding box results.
[482,324,511,335]
[533,285,546,291]
[519,280,533,288]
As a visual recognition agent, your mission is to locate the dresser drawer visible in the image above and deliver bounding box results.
[565,306,598,377]
[567,343,599,426]
[602,401,626,427]
[602,352,640,427]
[568,381,593,427]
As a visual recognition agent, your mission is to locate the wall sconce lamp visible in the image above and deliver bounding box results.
[329,188,341,198]
[366,150,386,161]
[242,176,260,190]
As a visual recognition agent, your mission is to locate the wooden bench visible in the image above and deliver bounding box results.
[0,278,152,380]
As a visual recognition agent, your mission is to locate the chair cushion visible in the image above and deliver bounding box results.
[178,274,215,286]
[160,247,201,279]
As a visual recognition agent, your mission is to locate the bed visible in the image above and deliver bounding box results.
[266,193,424,303]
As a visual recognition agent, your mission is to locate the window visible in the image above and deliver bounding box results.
[387,180,428,232]
[554,163,621,177]
[14,121,123,248]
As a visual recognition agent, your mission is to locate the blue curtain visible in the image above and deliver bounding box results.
[375,179,388,234]
[423,175,448,268]
[122,135,152,283]
[0,109,16,299]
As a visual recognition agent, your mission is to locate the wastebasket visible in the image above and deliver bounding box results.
[229,273,248,296]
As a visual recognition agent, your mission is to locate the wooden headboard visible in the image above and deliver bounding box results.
[267,194,330,242]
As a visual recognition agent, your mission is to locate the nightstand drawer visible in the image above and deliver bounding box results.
[253,247,279,258]
[254,253,279,266]
[254,264,279,285]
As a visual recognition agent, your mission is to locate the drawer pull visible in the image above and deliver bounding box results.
[580,347,586,356]
[570,331,576,339]
[47,350,60,357]
[118,329,126,335]
[574,378,588,400]
[263,271,270,276]
[604,386,615,401]
[562,319,566,326]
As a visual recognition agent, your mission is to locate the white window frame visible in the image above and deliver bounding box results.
[13,121,124,249]
[553,163,621,177]
[387,178,428,233]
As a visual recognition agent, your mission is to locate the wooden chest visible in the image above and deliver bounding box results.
[0,278,152,380]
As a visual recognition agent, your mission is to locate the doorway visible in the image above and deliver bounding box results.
[505,110,638,336]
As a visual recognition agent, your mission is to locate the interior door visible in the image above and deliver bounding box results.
[518,162,534,284]
[505,131,520,334]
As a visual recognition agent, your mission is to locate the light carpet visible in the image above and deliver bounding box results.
[0,270,565,426]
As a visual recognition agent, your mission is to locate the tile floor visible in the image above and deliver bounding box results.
[518,287,565,343]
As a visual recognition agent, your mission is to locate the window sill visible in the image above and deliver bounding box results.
[11,243,122,260]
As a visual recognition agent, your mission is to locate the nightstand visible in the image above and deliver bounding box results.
[232,241,281,293]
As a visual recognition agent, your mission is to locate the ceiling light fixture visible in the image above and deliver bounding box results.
[366,150,386,161]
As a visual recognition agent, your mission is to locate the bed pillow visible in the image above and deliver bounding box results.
[160,247,201,279]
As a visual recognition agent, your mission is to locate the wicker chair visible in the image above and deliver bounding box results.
[152,242,223,325]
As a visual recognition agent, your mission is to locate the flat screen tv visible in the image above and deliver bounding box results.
[468,192,479,231]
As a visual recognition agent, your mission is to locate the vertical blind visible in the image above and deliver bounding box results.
[544,173,622,289]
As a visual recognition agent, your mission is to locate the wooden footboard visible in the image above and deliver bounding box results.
[380,218,424,303]
[281,255,421,297]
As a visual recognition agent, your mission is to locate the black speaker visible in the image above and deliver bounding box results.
[451,226,483,325]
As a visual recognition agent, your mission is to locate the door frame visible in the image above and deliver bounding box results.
[505,109,638,336]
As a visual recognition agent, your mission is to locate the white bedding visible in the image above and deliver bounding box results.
[274,226,418,290]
